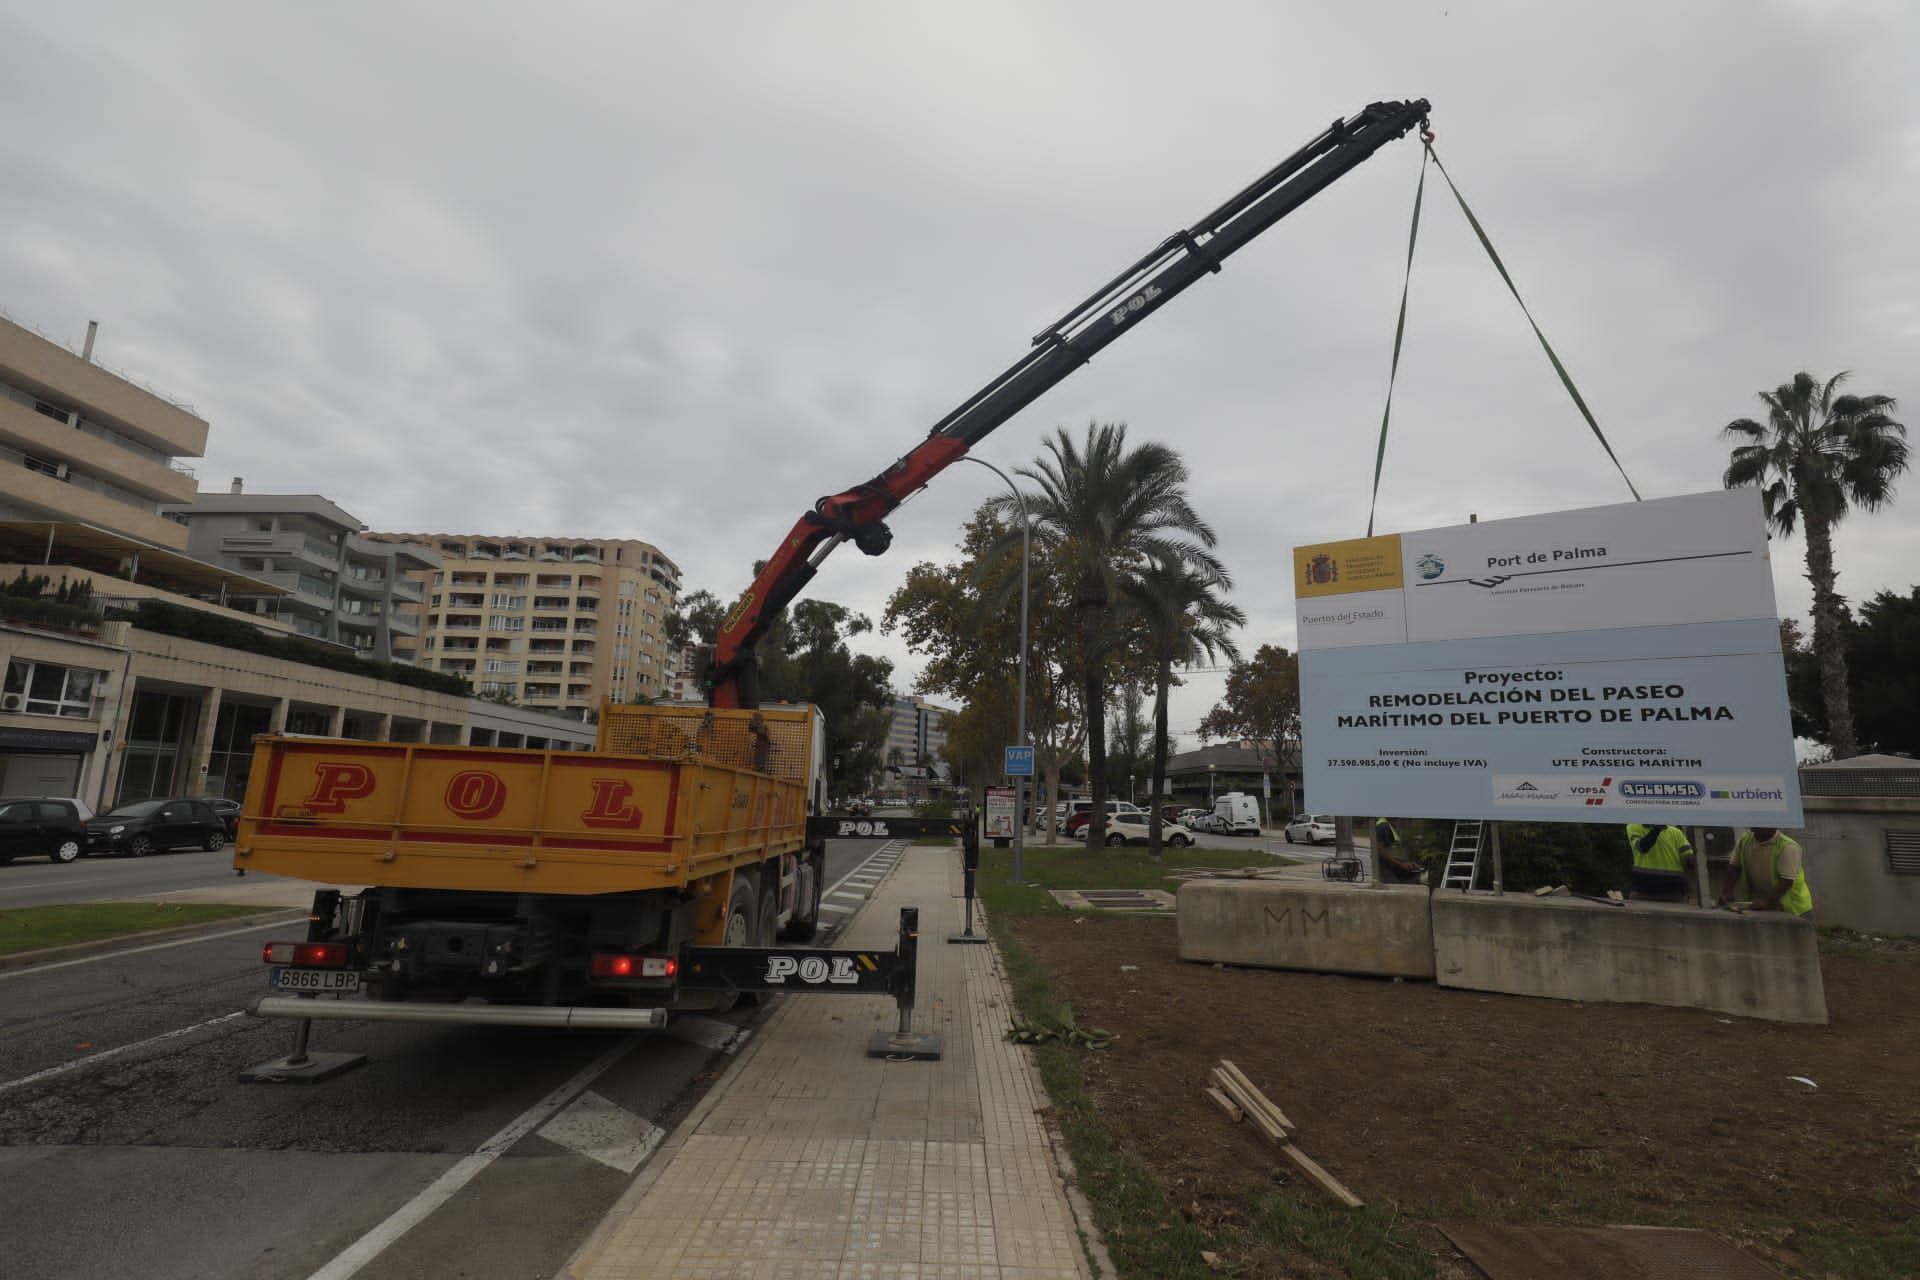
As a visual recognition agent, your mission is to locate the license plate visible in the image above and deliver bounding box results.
[271,967,361,995]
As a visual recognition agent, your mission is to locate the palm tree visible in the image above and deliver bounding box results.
[1723,372,1907,759]
[995,422,1219,848]
[1121,553,1244,858]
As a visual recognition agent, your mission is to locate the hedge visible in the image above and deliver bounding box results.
[120,598,472,697]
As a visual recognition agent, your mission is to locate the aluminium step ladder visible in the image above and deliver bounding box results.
[1441,820,1484,890]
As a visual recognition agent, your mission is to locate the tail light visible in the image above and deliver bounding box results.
[590,953,676,979]
[263,941,350,968]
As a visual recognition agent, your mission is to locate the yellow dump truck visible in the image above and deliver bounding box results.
[237,703,835,1024]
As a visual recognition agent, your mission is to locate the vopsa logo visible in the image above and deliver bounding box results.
[1619,780,1704,800]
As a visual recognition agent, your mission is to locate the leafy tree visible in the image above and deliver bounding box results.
[1198,644,1300,775]
[995,422,1221,847]
[476,687,519,706]
[671,583,895,801]
[1723,372,1908,758]
[757,598,895,802]
[663,588,725,680]
[1783,590,1920,756]
[883,505,1091,844]
[1121,553,1244,855]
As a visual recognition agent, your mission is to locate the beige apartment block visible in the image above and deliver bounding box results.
[0,314,205,551]
[368,533,681,717]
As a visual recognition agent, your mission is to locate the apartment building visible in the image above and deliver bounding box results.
[0,314,205,549]
[167,487,440,663]
[371,533,681,716]
[885,695,953,778]
[0,315,594,806]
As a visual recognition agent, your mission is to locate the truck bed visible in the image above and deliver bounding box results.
[236,726,809,896]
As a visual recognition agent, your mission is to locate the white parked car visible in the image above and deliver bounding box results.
[1100,813,1194,848]
[1284,813,1336,845]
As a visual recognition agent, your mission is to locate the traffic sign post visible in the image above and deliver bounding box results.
[1004,746,1034,776]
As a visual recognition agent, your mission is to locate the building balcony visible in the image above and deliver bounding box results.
[0,395,198,506]
[0,318,208,457]
[391,579,424,603]
[255,568,335,606]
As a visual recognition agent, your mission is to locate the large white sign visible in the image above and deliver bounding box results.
[1293,490,1802,826]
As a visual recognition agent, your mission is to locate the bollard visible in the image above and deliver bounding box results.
[867,907,944,1060]
[949,816,988,945]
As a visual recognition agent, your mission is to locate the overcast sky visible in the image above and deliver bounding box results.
[4,1,1914,747]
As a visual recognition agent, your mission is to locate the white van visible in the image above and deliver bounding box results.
[1209,792,1262,837]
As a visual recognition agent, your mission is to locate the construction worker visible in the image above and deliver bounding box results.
[1719,827,1813,915]
[1625,822,1694,873]
[1373,817,1423,884]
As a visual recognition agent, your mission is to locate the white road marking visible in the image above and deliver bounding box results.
[819,904,853,916]
[537,1089,664,1174]
[0,1010,248,1096]
[304,1033,643,1280]
[822,841,904,901]
[828,891,866,902]
[663,1013,747,1053]
[0,916,292,982]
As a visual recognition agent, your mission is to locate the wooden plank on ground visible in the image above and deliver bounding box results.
[1218,1059,1295,1133]
[1281,1142,1364,1208]
[1203,1085,1243,1122]
[1211,1068,1286,1145]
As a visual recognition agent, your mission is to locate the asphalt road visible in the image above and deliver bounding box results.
[0,843,297,910]
[0,836,899,1280]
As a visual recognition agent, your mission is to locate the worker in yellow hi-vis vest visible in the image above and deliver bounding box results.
[1718,827,1813,916]
[1625,823,1694,872]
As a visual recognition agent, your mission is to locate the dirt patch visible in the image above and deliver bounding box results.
[1008,913,1920,1276]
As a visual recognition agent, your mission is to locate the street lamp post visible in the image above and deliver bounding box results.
[960,456,1029,886]
[1208,763,1217,806]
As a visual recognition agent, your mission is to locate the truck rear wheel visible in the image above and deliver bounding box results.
[709,877,758,1014]
[778,854,823,943]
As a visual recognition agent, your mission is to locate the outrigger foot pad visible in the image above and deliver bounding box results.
[239,1050,367,1083]
[867,1030,943,1060]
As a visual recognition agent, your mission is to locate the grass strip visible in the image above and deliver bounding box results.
[0,902,275,955]
[985,850,1439,1277]
[976,842,1288,918]
[993,922,1222,1278]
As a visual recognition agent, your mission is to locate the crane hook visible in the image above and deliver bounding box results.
[1420,122,1435,145]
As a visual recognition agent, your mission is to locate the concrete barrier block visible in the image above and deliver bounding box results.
[1176,879,1435,979]
[1431,894,1827,1024]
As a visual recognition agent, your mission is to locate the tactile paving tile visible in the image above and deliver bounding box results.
[573,847,1095,1278]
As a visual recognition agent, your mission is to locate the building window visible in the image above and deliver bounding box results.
[3,660,100,718]
[488,615,525,632]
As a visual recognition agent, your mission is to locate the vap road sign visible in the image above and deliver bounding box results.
[1004,745,1035,776]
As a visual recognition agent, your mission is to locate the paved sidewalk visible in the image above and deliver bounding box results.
[563,846,1099,1279]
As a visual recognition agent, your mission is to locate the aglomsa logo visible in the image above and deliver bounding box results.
[1619,780,1705,799]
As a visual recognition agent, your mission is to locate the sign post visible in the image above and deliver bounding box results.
[1004,745,1034,886]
